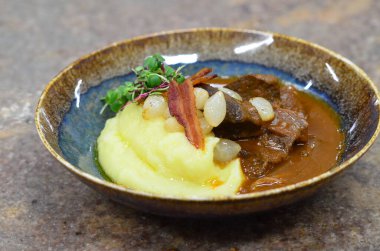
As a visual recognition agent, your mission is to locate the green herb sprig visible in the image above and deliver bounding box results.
[100,53,185,114]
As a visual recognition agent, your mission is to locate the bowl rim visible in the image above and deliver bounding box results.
[35,27,380,202]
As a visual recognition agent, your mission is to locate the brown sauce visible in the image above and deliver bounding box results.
[207,77,345,193]
[238,91,344,193]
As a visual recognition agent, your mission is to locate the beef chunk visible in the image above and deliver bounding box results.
[226,74,281,102]
[257,133,292,163]
[238,132,298,179]
[267,108,308,142]
[280,85,304,113]
[213,122,264,140]
[237,133,292,179]
[240,152,270,179]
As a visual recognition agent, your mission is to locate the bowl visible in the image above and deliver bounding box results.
[35,28,380,217]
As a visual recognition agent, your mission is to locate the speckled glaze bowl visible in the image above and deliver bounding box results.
[35,28,380,217]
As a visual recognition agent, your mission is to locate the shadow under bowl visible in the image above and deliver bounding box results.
[35,28,380,217]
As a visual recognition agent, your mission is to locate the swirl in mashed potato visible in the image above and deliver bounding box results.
[97,103,244,198]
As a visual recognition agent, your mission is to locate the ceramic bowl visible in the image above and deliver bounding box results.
[35,28,380,217]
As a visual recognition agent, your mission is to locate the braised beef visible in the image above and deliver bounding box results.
[239,149,270,178]
[238,133,294,178]
[213,122,264,140]
[268,108,308,142]
[228,74,305,114]
[203,74,310,180]
[280,85,304,113]
[226,74,281,103]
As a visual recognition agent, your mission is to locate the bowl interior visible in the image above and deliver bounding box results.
[58,60,340,179]
[37,29,380,192]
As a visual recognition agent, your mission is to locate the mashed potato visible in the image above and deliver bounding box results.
[97,103,244,198]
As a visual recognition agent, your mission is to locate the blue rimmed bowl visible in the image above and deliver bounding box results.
[35,28,380,217]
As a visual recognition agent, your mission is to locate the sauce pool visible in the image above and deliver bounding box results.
[207,77,345,193]
[238,90,344,193]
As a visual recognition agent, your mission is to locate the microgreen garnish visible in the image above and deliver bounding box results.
[100,53,185,114]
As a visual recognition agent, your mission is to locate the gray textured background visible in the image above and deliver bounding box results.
[1,0,379,250]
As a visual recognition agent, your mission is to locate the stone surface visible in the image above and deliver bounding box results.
[1,0,379,250]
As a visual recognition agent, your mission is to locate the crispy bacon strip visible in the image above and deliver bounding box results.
[190,68,213,80]
[192,74,218,86]
[168,79,204,149]
[189,68,217,86]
